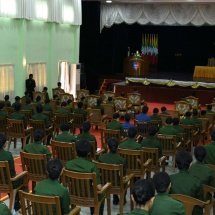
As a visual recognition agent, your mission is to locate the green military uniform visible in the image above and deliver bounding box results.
[120,138,141,150]
[173,125,185,134]
[73,108,86,121]
[22,104,34,114]
[149,114,162,121]
[159,125,177,135]
[32,113,50,128]
[170,170,203,215]
[149,192,185,215]
[67,104,75,113]
[55,131,77,143]
[180,117,195,126]
[34,178,71,215]
[106,120,124,137]
[5,101,11,107]
[206,110,214,113]
[24,141,52,160]
[42,104,53,113]
[77,132,97,149]
[0,109,8,118]
[123,208,149,215]
[11,110,27,129]
[106,101,116,111]
[192,117,202,125]
[161,111,170,115]
[12,102,19,108]
[204,141,215,165]
[0,202,11,215]
[94,105,104,115]
[141,137,162,158]
[56,107,70,114]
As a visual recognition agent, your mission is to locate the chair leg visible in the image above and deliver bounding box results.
[94,206,99,215]
[9,190,16,212]
[22,138,27,150]
[106,191,111,215]
[7,137,12,151]
[119,192,124,214]
[14,138,17,149]
[172,155,175,172]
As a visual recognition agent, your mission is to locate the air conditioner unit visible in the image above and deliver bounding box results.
[70,64,81,99]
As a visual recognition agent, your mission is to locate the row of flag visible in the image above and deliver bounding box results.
[141,34,158,65]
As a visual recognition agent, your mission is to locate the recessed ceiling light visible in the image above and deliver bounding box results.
[106,0,112,3]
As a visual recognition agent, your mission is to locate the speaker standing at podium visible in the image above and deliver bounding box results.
[26,74,36,100]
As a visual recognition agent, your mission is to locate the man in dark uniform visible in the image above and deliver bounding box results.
[150,108,162,121]
[180,111,195,126]
[26,74,36,100]
[12,96,21,108]
[0,202,11,215]
[94,98,104,115]
[56,102,70,114]
[0,101,8,118]
[159,117,177,135]
[55,123,76,143]
[22,98,34,114]
[73,102,86,121]
[34,158,71,215]
[204,130,215,165]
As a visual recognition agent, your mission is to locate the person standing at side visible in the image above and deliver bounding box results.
[26,74,36,100]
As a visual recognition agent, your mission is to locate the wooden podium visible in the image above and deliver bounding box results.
[123,56,149,77]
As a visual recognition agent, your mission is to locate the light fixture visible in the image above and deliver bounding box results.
[106,0,112,3]
[23,57,26,67]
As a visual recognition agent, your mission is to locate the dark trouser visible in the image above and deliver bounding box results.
[90,202,104,215]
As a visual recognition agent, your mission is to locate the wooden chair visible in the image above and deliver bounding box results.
[87,109,107,129]
[42,110,53,122]
[70,113,85,134]
[142,147,166,179]
[166,110,180,118]
[127,93,143,114]
[114,97,131,118]
[118,148,152,179]
[0,161,28,212]
[101,103,115,121]
[33,91,46,103]
[170,194,210,215]
[203,184,215,215]
[51,140,76,167]
[186,96,200,110]
[156,134,181,172]
[20,151,48,191]
[134,120,151,139]
[7,119,32,150]
[6,107,15,117]
[29,119,53,145]
[174,101,191,116]
[19,190,81,215]
[53,113,69,137]
[0,116,8,134]
[198,118,212,145]
[21,110,33,125]
[50,99,57,113]
[94,161,134,214]
[205,113,215,128]
[52,88,65,97]
[206,103,215,112]
[61,170,111,215]
[102,91,115,103]
[59,93,74,103]
[86,95,100,108]
[76,89,89,101]
[158,114,172,126]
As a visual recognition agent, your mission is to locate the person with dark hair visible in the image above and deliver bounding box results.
[42,98,53,116]
[80,96,88,109]
[34,159,71,215]
[149,108,161,121]
[106,112,124,137]
[106,96,116,111]
[150,172,185,215]
[74,101,86,121]
[66,99,75,113]
[77,121,97,148]
[22,91,31,100]
[98,137,127,205]
[124,179,155,215]
[172,117,185,134]
[4,94,11,107]
[53,94,60,105]
[161,106,169,115]
[180,111,195,126]
[122,113,134,129]
[0,101,8,118]
[192,110,202,125]
[42,86,50,100]
[206,104,214,113]
[55,123,76,143]
[12,96,21,108]
[33,95,42,105]
[204,130,215,165]
[22,97,34,114]
[26,74,36,100]
[158,117,177,135]
[0,202,11,215]
[200,110,206,117]
[57,82,64,92]
[136,106,150,122]
[56,102,70,114]
[141,126,162,158]
[24,130,51,160]
[120,127,141,150]
[66,140,104,215]
[170,151,203,215]
[94,98,104,115]
[120,92,125,97]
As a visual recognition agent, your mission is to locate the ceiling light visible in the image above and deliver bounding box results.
[106,0,112,3]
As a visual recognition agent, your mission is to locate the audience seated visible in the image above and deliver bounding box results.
[141,126,162,158]
[80,96,88,109]
[66,99,74,113]
[22,91,31,100]
[192,110,202,125]
[66,140,104,215]
[56,102,70,114]
[150,172,185,215]
[24,130,51,160]
[204,130,215,165]
[0,202,11,215]
[42,87,49,100]
[169,151,203,215]
[106,96,116,111]
[34,158,71,215]
[172,117,185,134]
[149,108,161,121]
[0,102,8,118]
[136,106,150,122]
[94,98,104,115]
[160,106,169,115]
[53,94,60,105]
[206,104,214,113]
[4,94,11,107]
[42,98,53,115]
[180,111,195,126]
[158,117,177,135]
[55,123,76,143]
[98,137,127,205]
[73,101,86,121]
[34,95,42,105]
[22,98,34,114]
[11,96,21,108]
[121,113,134,130]
[200,110,207,118]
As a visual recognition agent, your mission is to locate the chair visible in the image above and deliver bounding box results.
[206,103,215,112]
[61,169,111,215]
[86,95,100,108]
[50,99,57,113]
[0,116,8,134]
[166,110,180,118]
[142,147,166,179]
[198,118,212,145]
[170,194,210,215]
[52,88,65,97]
[118,148,152,179]
[51,140,76,167]
[114,97,131,118]
[33,91,46,103]
[94,161,134,214]
[174,101,191,116]
[102,91,115,103]
[19,190,81,215]
[7,119,32,150]
[205,113,215,128]
[185,96,200,110]
[156,134,181,172]
[134,120,151,139]
[70,113,85,134]
[203,184,215,215]
[6,107,15,117]
[208,57,215,67]
[158,114,172,126]
[127,93,144,114]
[21,110,33,125]
[29,119,53,145]
[20,151,48,191]
[53,113,69,137]
[76,89,89,101]
[101,103,115,121]
[0,161,28,212]
[59,93,74,103]
[87,109,107,129]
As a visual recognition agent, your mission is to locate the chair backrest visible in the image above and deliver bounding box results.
[174,101,191,115]
[88,109,103,125]
[206,164,215,171]
[114,97,128,112]
[0,116,7,133]
[158,114,172,126]
[179,124,195,140]
[50,99,57,113]
[102,91,115,102]
[76,89,89,101]
[6,107,15,117]
[51,140,76,166]
[206,103,215,112]
[198,118,210,133]
[127,93,141,106]
[29,119,46,131]
[166,110,180,118]
[156,134,177,154]
[33,91,46,103]
[101,104,114,119]
[59,93,74,104]
[205,113,215,127]
[134,120,151,138]
[19,190,62,215]
[21,110,33,125]
[70,113,85,130]
[52,88,65,97]
[61,169,99,206]
[185,96,199,109]
[86,95,100,108]
[0,161,13,192]
[7,119,25,137]
[142,147,159,169]
[53,113,69,126]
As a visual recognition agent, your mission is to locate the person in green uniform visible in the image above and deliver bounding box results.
[161,106,169,115]
[4,95,11,107]
[34,158,71,215]
[0,202,11,215]
[158,117,177,135]
[53,94,60,106]
[149,172,185,215]
[123,179,155,215]
[141,126,162,158]
[172,117,185,134]
[81,96,88,110]
[200,110,206,118]
[98,137,127,205]
[73,102,87,121]
[204,131,215,165]
[94,98,104,115]
[67,99,75,113]
[106,112,124,137]
[22,91,31,100]
[33,95,42,105]
[42,98,53,117]
[192,110,202,125]
[55,123,76,143]
[150,108,162,121]
[22,98,34,114]
[206,104,214,113]
[11,96,21,108]
[56,102,70,114]
[0,102,8,118]
[180,111,195,126]
[66,140,104,215]
[24,130,51,160]
[169,151,203,215]
[106,96,116,111]
[120,126,141,150]
[76,121,97,149]
[42,87,50,100]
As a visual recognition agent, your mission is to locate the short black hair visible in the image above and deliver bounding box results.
[61,102,67,107]
[97,98,102,105]
[161,106,167,112]
[201,110,206,116]
[172,117,179,126]
[81,96,85,101]
[83,121,91,132]
[14,102,22,111]
[29,74,33,78]
[15,96,21,102]
[113,112,120,119]
[47,158,63,180]
[4,95,9,101]
[57,82,61,87]
[152,172,171,193]
[192,110,198,117]
[194,146,206,162]
[132,179,155,206]
[24,91,29,96]
[128,126,137,138]
[121,92,125,97]
[76,140,92,157]
[142,106,148,114]
[185,111,191,117]
[53,94,58,99]
[211,130,215,141]
[0,133,7,149]
[0,102,5,109]
[43,87,48,91]
[124,113,131,122]
[176,151,193,170]
[36,104,43,113]
[26,98,32,104]
[133,87,138,92]
[207,105,212,110]
[36,95,41,102]
[165,117,172,125]
[148,126,157,136]
[67,99,72,105]
[77,102,83,108]
[34,130,45,142]
[153,108,159,114]
[60,123,70,132]
[108,97,112,101]
[107,137,119,153]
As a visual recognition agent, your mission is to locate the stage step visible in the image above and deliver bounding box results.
[99,79,123,94]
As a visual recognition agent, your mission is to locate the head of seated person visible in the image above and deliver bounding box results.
[172,117,180,126]
[207,105,212,111]
[113,112,120,121]
[77,102,83,109]
[142,106,149,114]
[192,110,199,117]
[76,139,92,158]
[128,126,137,139]
[176,151,193,171]
[36,95,42,103]
[152,172,171,194]
[124,113,131,123]
[60,123,70,133]
[81,96,85,102]
[47,158,63,180]
[83,121,91,133]
[201,110,206,117]
[0,102,5,110]
[57,82,62,88]
[108,97,113,102]
[0,133,7,149]
[61,102,67,107]
[15,96,21,103]
[153,108,159,115]
[165,117,173,126]
[185,111,191,118]
[34,129,45,142]
[148,125,157,137]
[14,102,22,111]
[194,146,206,162]
[67,99,72,105]
[43,87,48,92]
[26,98,32,105]
[96,98,102,106]
[161,106,167,113]
[4,95,9,101]
[107,137,119,154]
[53,94,59,100]
[211,130,215,141]
[36,104,43,113]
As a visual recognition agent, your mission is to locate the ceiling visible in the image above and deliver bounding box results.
[82,0,215,3]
